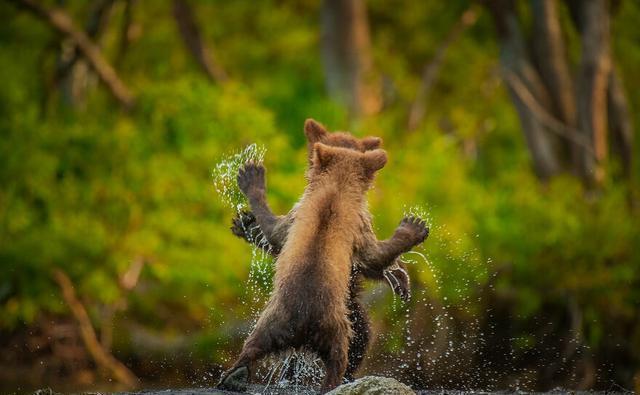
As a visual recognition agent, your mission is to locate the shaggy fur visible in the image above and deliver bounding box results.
[230,119,428,380]
[219,144,392,393]
[232,119,411,299]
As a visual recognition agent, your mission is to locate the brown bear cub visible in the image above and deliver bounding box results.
[219,143,414,393]
[230,119,427,380]
[232,119,410,301]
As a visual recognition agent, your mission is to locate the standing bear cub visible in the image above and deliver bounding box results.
[219,143,422,393]
[230,119,429,381]
[231,119,412,302]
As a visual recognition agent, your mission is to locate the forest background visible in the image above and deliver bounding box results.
[0,0,638,392]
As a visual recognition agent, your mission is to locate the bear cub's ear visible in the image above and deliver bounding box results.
[313,142,334,168]
[304,119,328,143]
[361,137,382,151]
[363,149,387,173]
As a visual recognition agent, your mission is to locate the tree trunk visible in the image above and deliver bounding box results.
[485,0,560,179]
[607,69,633,179]
[530,0,577,143]
[321,0,381,117]
[574,0,611,186]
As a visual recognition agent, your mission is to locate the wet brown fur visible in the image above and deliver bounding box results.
[231,120,426,381]
[233,119,411,296]
[220,144,388,393]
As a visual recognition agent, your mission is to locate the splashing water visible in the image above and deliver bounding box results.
[212,143,266,212]
[210,163,590,391]
[212,144,325,389]
[211,143,273,309]
[404,204,433,227]
[368,203,595,391]
[211,143,274,320]
[259,350,324,390]
[373,204,490,389]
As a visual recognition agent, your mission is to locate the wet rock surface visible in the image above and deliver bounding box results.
[327,376,415,394]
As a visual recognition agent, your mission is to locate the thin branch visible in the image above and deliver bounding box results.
[52,269,139,388]
[100,256,146,352]
[120,256,145,291]
[56,0,115,77]
[55,0,117,107]
[503,70,595,156]
[172,0,228,83]
[8,0,135,109]
[407,6,479,131]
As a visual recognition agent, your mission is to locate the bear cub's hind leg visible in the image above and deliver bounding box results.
[218,365,249,392]
[319,348,348,393]
[217,328,277,391]
[345,298,370,381]
[317,325,350,393]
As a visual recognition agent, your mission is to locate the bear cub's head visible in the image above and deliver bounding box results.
[310,142,387,192]
[304,119,382,159]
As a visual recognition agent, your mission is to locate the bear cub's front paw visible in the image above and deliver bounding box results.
[237,162,266,198]
[384,264,411,302]
[231,210,257,239]
[397,216,429,247]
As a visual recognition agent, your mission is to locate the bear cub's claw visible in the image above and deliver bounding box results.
[231,210,256,239]
[398,215,429,246]
[384,265,411,302]
[237,162,266,198]
[217,366,249,392]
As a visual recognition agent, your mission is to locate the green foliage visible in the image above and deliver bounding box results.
[0,0,638,389]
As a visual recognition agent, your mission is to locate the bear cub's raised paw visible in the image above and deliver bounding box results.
[397,215,429,246]
[237,162,266,198]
